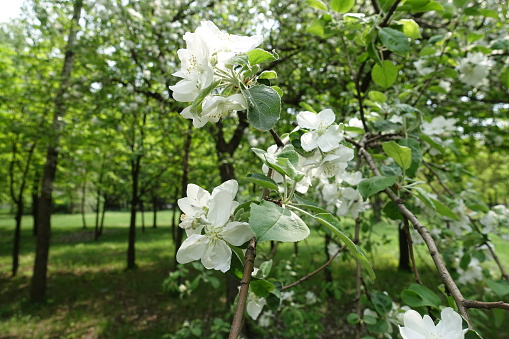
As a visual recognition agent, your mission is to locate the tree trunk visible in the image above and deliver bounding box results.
[172,186,179,243]
[81,181,87,229]
[32,192,38,236]
[398,223,411,272]
[30,0,83,303]
[141,200,145,233]
[94,192,101,240]
[127,156,141,269]
[152,196,157,228]
[12,202,23,276]
[99,194,106,236]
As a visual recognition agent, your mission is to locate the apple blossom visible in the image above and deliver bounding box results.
[297,109,343,152]
[246,292,266,320]
[457,52,494,87]
[399,307,467,339]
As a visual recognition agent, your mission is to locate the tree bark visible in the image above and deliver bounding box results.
[152,196,157,228]
[30,0,83,302]
[398,222,411,272]
[99,194,106,236]
[81,181,87,229]
[127,156,141,269]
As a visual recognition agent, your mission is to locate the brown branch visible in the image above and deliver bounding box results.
[358,146,473,328]
[354,217,363,339]
[424,161,455,197]
[281,245,346,291]
[463,300,509,310]
[229,238,257,339]
[403,217,423,285]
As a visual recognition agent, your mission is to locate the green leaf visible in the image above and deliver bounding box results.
[259,70,277,79]
[344,126,365,134]
[330,0,355,13]
[465,329,483,339]
[396,19,422,39]
[227,246,245,280]
[306,19,325,37]
[271,85,284,97]
[358,176,396,200]
[371,60,398,88]
[242,85,281,131]
[306,0,328,11]
[398,138,422,178]
[247,49,277,65]
[368,90,387,103]
[372,292,393,316]
[413,187,436,211]
[420,134,445,153]
[467,32,484,43]
[259,260,273,278]
[246,173,278,190]
[367,318,389,334]
[347,313,360,324]
[251,148,305,181]
[290,206,375,280]
[486,280,509,298]
[189,80,220,113]
[401,284,441,308]
[382,141,412,170]
[364,314,378,325]
[249,201,310,243]
[250,279,274,298]
[453,0,467,8]
[431,198,459,221]
[383,201,404,220]
[378,27,410,56]
[299,102,317,113]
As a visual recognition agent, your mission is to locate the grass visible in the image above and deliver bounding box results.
[1,211,508,338]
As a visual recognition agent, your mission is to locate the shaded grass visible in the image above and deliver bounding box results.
[0,212,508,338]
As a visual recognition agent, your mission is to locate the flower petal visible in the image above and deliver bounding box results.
[317,109,336,126]
[402,310,430,337]
[317,125,342,152]
[301,131,319,151]
[221,221,255,246]
[297,111,319,130]
[201,239,232,272]
[176,234,209,264]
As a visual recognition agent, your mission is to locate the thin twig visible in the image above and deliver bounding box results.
[463,300,509,310]
[357,145,473,328]
[281,245,346,291]
[354,217,362,339]
[403,217,423,285]
[229,238,257,339]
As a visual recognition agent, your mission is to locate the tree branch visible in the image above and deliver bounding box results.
[463,300,509,310]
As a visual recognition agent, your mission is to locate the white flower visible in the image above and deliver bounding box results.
[246,292,266,320]
[457,257,483,285]
[327,242,341,260]
[399,307,467,339]
[340,171,363,186]
[457,52,494,87]
[176,180,255,272]
[336,187,365,219]
[281,290,295,302]
[258,311,273,327]
[304,146,354,178]
[414,59,434,76]
[421,116,457,136]
[305,291,318,304]
[297,109,343,152]
[439,80,451,92]
[180,94,246,128]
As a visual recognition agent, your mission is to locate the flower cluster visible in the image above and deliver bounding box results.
[479,205,509,240]
[456,52,494,87]
[176,180,255,272]
[170,21,263,127]
[421,116,458,155]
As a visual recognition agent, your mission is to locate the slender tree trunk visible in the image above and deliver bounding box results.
[81,182,87,229]
[172,186,179,243]
[127,157,141,269]
[174,121,193,268]
[141,200,145,233]
[99,194,106,236]
[32,191,39,236]
[12,203,23,276]
[94,192,101,240]
[398,223,411,272]
[152,196,157,228]
[30,0,83,303]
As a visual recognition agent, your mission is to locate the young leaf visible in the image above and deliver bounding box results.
[382,141,412,170]
[242,85,281,131]
[371,60,398,88]
[249,201,310,243]
[413,187,436,211]
[358,176,396,200]
[331,0,355,13]
[247,49,277,65]
[398,138,422,178]
[378,27,410,56]
[430,198,460,221]
[246,173,278,190]
[396,19,422,39]
[401,284,441,308]
[371,292,393,316]
[306,0,328,11]
[259,70,277,79]
[250,279,274,298]
[347,313,360,324]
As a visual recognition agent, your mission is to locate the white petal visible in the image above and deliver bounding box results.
[317,125,342,152]
[211,179,238,198]
[317,109,336,126]
[207,190,235,226]
[247,297,266,320]
[201,239,232,272]
[301,131,319,151]
[221,222,255,245]
[297,111,319,130]
[176,234,209,264]
[399,326,427,339]
[402,310,431,337]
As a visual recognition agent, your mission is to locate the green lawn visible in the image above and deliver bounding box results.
[0,211,508,338]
